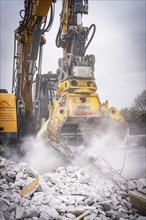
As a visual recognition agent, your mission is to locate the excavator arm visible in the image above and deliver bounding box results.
[37,0,99,156]
[37,0,129,157]
[12,0,55,136]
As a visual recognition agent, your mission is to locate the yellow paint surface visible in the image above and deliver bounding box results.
[0,93,17,132]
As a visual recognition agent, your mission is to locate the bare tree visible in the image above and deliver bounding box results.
[121,90,146,134]
[133,90,146,115]
[131,89,146,124]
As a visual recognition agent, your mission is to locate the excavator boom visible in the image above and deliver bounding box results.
[12,0,55,136]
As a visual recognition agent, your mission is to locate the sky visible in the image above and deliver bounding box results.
[0,0,145,109]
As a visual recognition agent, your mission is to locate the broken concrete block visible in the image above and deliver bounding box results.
[56,202,68,213]
[15,171,24,181]
[39,211,50,220]
[105,210,118,218]
[39,178,50,192]
[117,190,128,200]
[80,174,91,184]
[65,212,76,219]
[103,188,112,198]
[46,208,59,219]
[84,197,95,206]
[31,193,44,205]
[0,212,6,220]
[3,210,11,220]
[27,209,39,218]
[9,205,16,213]
[137,216,146,220]
[110,194,120,207]
[0,183,9,190]
[75,195,86,204]
[27,167,39,178]
[15,207,27,219]
[1,197,10,207]
[100,202,111,212]
[127,180,136,190]
[9,211,15,220]
[118,206,128,214]
[0,157,7,168]
[83,212,97,220]
[135,178,146,190]
[44,173,60,185]
[123,200,132,210]
[10,192,21,203]
[7,171,16,179]
[94,194,104,202]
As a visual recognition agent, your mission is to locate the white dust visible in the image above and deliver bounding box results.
[72,132,146,180]
[20,136,67,174]
[5,131,145,179]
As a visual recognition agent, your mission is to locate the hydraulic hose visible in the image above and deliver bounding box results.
[83,24,96,55]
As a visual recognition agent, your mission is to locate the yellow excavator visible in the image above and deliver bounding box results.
[0,0,128,157]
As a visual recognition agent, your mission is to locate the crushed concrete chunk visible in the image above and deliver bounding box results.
[27,209,39,218]
[9,211,15,220]
[15,208,27,219]
[127,180,136,190]
[0,213,6,220]
[137,216,146,220]
[136,178,146,190]
[0,156,145,220]
[0,157,7,168]
[7,171,16,179]
[40,211,51,220]
[100,202,111,212]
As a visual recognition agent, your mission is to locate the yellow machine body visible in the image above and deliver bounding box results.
[0,93,17,133]
[56,79,101,117]
[65,93,100,117]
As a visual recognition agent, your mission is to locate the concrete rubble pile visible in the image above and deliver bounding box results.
[0,156,146,220]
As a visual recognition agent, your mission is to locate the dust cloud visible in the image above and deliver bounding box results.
[71,132,126,177]
[19,136,67,174]
[72,132,146,180]
[4,131,145,179]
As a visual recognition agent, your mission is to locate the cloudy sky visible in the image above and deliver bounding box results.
[0,0,145,109]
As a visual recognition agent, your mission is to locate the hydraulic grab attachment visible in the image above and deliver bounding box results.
[37,106,74,158]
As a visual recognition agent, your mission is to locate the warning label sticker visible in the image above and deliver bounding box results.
[0,94,17,132]
[0,100,16,121]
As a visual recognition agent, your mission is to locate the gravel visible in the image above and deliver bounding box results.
[0,156,146,220]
